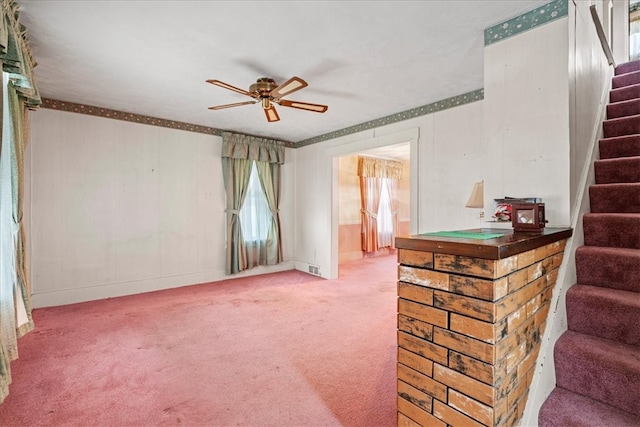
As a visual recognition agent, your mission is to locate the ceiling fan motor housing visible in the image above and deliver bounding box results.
[249,77,278,97]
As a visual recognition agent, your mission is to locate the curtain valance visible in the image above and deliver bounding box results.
[357,156,403,180]
[221,132,285,164]
[0,0,40,109]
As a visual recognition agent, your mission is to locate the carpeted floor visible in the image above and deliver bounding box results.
[0,255,399,427]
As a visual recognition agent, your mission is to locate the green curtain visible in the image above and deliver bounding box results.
[221,156,252,275]
[0,0,40,404]
[9,81,33,337]
[0,1,40,109]
[0,73,16,405]
[221,132,285,274]
[255,161,283,266]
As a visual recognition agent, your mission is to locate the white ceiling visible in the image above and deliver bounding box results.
[18,0,550,145]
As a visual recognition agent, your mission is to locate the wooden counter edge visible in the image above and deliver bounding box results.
[395,228,573,260]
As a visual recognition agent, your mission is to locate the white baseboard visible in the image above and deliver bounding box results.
[31,261,296,308]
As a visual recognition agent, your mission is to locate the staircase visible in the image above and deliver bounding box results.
[538,60,640,426]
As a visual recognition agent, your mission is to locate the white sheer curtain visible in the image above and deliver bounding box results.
[240,162,271,242]
[239,161,274,269]
[631,17,640,60]
[377,178,394,248]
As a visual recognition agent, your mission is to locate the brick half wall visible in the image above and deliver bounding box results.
[396,239,568,426]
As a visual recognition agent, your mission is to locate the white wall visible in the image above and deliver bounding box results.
[27,109,295,307]
[418,101,486,232]
[484,17,571,227]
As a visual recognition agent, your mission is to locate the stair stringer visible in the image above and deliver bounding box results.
[521,66,614,426]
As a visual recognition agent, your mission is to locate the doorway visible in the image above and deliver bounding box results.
[336,145,410,264]
[327,128,419,279]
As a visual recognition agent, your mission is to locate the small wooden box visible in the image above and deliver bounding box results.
[511,203,546,232]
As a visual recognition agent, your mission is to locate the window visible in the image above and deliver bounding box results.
[239,161,272,242]
[631,1,640,60]
[377,178,394,247]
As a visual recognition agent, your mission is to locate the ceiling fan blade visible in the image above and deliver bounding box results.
[270,76,308,99]
[278,99,328,113]
[208,100,258,110]
[264,105,280,122]
[206,79,255,98]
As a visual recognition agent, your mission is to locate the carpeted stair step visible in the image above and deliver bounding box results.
[594,156,640,183]
[612,70,640,89]
[575,246,640,292]
[540,59,640,427]
[615,59,640,76]
[599,134,640,159]
[583,213,640,249]
[589,183,640,213]
[603,114,640,138]
[566,284,640,346]
[538,387,640,427]
[607,99,640,119]
[554,330,640,417]
[610,83,640,103]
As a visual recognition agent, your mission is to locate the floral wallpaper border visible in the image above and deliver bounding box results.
[295,89,485,148]
[484,0,568,46]
[41,98,300,147]
[42,90,483,150]
[41,98,220,134]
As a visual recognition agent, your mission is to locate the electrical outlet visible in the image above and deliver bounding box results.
[479,211,485,219]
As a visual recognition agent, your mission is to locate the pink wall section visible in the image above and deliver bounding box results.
[338,221,410,263]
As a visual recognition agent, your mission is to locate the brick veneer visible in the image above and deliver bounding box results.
[396,239,568,427]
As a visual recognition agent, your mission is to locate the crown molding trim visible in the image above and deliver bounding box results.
[295,88,484,148]
[40,98,297,147]
[42,89,483,150]
[41,98,221,134]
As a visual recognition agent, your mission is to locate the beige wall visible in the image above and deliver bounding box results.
[26,109,296,307]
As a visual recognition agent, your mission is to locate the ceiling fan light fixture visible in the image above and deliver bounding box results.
[262,98,271,109]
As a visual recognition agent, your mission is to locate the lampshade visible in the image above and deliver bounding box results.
[465,181,484,208]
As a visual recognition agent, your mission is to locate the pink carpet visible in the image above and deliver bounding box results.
[0,255,398,427]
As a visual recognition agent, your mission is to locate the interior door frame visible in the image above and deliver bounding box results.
[326,128,420,279]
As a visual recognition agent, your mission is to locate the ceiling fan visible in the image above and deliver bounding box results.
[206,76,328,122]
